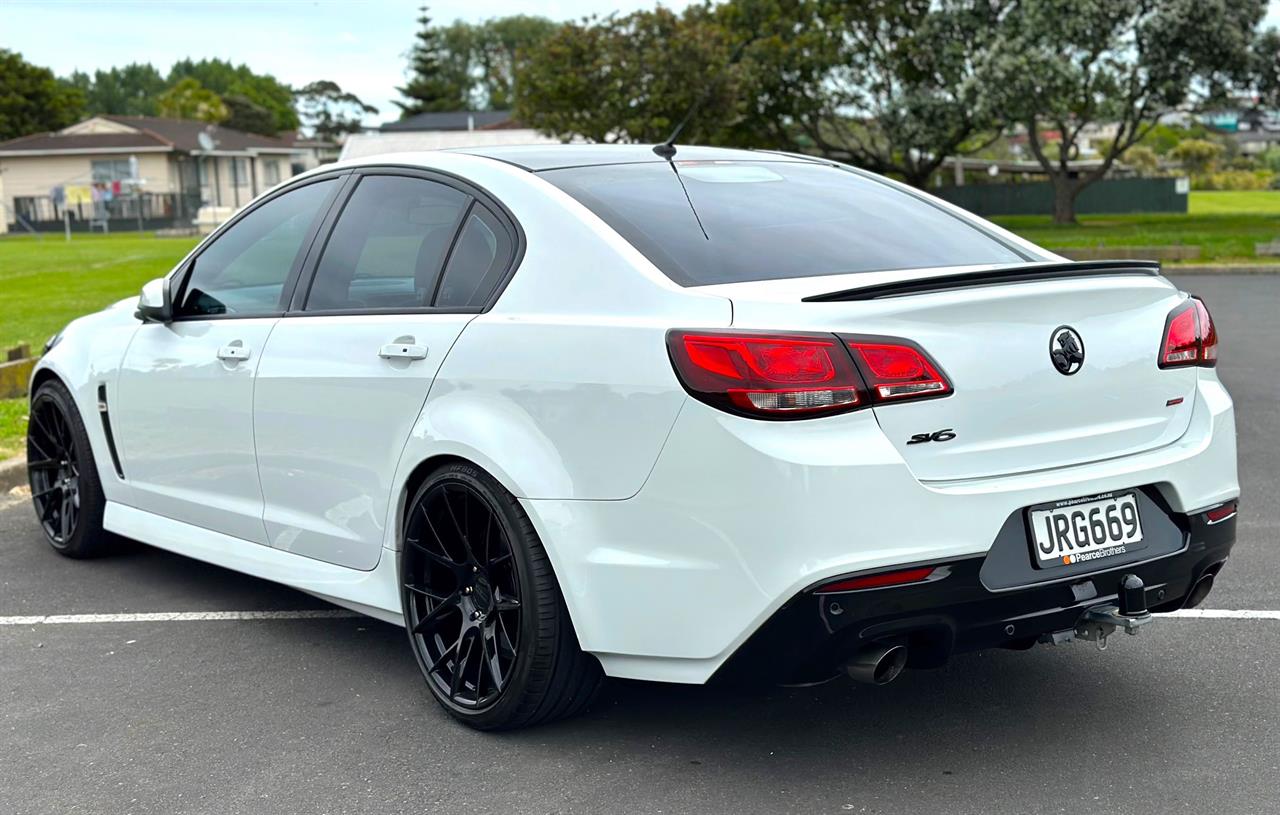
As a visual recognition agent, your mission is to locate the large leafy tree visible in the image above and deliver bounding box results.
[156,77,228,124]
[515,7,739,143]
[167,58,299,133]
[295,80,378,140]
[0,50,85,140]
[441,15,558,110]
[396,6,470,116]
[67,63,166,117]
[989,0,1265,223]
[717,0,1010,188]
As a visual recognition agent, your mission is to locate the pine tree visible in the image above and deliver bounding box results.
[395,6,468,117]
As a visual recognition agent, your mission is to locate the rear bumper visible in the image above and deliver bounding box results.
[712,509,1236,685]
[523,375,1238,684]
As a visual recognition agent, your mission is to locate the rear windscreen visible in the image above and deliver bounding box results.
[540,160,1026,286]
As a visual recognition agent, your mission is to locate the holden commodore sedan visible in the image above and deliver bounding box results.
[28,145,1238,730]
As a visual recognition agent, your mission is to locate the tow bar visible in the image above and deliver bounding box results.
[1044,574,1155,650]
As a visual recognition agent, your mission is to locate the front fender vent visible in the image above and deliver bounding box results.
[97,383,125,480]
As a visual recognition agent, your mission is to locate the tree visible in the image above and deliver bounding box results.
[167,58,299,133]
[223,93,277,135]
[0,50,85,140]
[157,77,228,124]
[441,15,558,110]
[295,80,378,140]
[989,0,1265,223]
[723,0,1011,189]
[1250,28,1280,109]
[67,63,166,116]
[1123,144,1160,177]
[1169,138,1223,174]
[515,7,739,143]
[396,6,470,116]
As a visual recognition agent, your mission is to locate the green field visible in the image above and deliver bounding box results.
[0,190,1277,460]
[992,191,1280,264]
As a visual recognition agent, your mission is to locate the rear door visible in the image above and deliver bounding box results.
[253,170,520,570]
[115,176,341,543]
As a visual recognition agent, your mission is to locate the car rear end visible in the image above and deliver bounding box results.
[534,153,1239,685]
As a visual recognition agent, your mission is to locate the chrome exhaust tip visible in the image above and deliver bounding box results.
[844,643,908,686]
[1183,572,1216,610]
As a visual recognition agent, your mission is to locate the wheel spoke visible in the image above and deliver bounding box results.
[411,590,461,635]
[494,588,520,612]
[483,628,504,691]
[31,484,61,500]
[496,613,517,658]
[59,493,72,540]
[403,583,450,602]
[428,637,460,674]
[449,630,475,700]
[441,486,477,564]
[488,551,512,568]
[29,411,61,453]
[27,458,60,471]
[416,502,462,566]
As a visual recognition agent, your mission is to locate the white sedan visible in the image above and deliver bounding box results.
[28,145,1239,729]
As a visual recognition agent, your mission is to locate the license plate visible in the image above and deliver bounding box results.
[1027,491,1145,568]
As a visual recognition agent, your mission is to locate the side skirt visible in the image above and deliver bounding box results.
[103,502,405,626]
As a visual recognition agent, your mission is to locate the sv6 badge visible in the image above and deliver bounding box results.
[907,428,956,445]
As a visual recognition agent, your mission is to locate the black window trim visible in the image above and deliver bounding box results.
[284,164,526,319]
[167,170,353,323]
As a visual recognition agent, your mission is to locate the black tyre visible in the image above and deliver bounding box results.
[26,379,111,558]
[400,462,603,730]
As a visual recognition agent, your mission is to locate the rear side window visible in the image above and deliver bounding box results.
[305,175,469,311]
[434,204,514,308]
[540,161,1026,286]
[177,178,335,317]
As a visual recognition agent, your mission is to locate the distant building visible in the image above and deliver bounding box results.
[0,115,302,233]
[340,109,563,162]
[277,130,340,174]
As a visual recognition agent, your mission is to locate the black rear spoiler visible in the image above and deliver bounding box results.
[801,260,1163,302]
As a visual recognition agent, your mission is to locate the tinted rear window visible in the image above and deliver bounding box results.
[541,161,1025,286]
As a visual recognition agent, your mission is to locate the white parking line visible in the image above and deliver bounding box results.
[1162,608,1280,621]
[0,610,363,626]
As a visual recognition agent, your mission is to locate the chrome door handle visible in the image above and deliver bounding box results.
[217,343,251,362]
[379,343,428,361]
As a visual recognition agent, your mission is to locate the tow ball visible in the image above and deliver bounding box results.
[1074,574,1154,650]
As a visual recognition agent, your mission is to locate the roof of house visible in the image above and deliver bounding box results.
[0,115,299,155]
[380,110,513,133]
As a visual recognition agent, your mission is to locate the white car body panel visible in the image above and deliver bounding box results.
[116,318,277,544]
[30,147,1239,686]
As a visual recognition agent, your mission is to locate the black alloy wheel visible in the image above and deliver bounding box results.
[403,479,523,710]
[27,390,81,546]
[26,380,109,558]
[400,463,602,730]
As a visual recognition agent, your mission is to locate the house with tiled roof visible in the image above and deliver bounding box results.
[0,115,304,233]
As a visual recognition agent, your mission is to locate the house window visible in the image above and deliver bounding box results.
[263,160,280,186]
[230,157,250,186]
[91,159,133,182]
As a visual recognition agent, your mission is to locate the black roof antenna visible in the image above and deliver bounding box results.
[652,33,756,160]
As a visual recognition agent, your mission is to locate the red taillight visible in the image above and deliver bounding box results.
[1204,500,1237,524]
[1160,297,1218,369]
[815,566,938,594]
[667,330,864,418]
[844,337,952,402]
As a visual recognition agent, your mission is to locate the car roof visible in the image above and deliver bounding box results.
[446,143,826,172]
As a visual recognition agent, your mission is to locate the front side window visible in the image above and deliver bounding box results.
[305,175,470,312]
[434,204,514,308]
[176,178,335,317]
[541,160,1027,286]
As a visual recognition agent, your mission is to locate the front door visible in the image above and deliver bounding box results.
[253,171,518,569]
[114,176,341,543]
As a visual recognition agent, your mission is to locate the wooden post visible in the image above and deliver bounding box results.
[63,207,71,242]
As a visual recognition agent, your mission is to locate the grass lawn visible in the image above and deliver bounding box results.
[0,232,198,462]
[992,191,1280,264]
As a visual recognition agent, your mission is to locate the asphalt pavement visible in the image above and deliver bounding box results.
[1,274,1277,815]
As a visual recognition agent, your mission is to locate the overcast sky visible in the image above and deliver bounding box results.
[3,0,1278,129]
